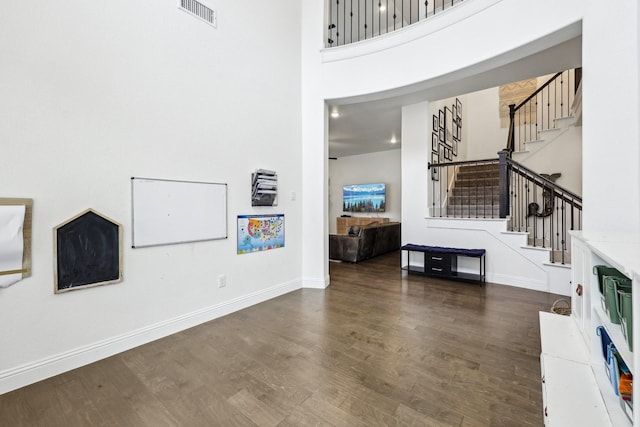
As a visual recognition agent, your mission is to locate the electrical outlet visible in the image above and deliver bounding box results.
[217,274,226,288]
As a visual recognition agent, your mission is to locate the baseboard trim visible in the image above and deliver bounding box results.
[488,273,548,293]
[302,276,330,289]
[0,278,302,395]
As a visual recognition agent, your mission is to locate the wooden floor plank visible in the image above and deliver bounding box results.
[0,251,556,426]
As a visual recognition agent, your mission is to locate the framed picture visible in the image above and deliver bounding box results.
[453,139,458,156]
[439,127,445,143]
[432,133,438,152]
[432,114,438,131]
[445,106,453,147]
[456,98,462,118]
[452,122,459,140]
[444,147,452,161]
[439,109,445,129]
[439,143,445,162]
[431,151,439,164]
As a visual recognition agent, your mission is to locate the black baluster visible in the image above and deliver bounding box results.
[529,99,532,143]
[350,0,353,43]
[532,95,538,139]
[553,76,557,120]
[546,84,550,131]
[445,165,456,217]
[378,1,380,37]
[328,0,333,46]
[561,197,566,263]
[335,0,340,46]
[525,181,530,233]
[363,0,366,40]
[358,0,360,42]
[560,72,564,118]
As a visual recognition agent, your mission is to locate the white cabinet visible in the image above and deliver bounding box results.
[539,312,612,426]
[540,231,640,426]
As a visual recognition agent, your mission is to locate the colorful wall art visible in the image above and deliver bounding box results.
[237,214,285,254]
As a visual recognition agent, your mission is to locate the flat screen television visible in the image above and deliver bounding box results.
[342,183,386,212]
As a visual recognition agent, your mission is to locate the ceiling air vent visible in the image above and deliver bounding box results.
[179,0,217,28]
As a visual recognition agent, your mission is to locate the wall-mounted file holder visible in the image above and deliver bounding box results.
[251,169,278,206]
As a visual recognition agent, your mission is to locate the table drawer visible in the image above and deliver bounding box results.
[424,253,457,276]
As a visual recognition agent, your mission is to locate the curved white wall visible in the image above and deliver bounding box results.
[321,0,583,102]
[301,0,640,289]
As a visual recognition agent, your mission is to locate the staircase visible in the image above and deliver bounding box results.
[427,69,581,294]
[447,163,500,218]
[445,158,577,266]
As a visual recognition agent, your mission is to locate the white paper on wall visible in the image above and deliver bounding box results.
[0,205,26,288]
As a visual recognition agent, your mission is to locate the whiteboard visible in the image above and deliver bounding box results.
[131,177,227,248]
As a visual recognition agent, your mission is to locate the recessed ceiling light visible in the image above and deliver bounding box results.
[330,110,340,118]
[390,136,398,144]
[379,4,386,11]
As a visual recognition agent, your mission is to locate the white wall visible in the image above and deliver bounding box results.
[582,1,640,232]
[301,0,329,289]
[514,126,583,195]
[401,102,431,244]
[0,0,302,392]
[464,88,510,159]
[328,150,401,234]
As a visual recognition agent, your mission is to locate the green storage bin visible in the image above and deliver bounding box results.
[616,285,633,351]
[594,265,625,294]
[603,276,631,324]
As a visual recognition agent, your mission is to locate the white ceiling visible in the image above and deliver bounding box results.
[327,33,582,159]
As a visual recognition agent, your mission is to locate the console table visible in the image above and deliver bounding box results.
[401,244,485,284]
[336,216,389,234]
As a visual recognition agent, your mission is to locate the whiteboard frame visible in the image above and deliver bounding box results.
[131,177,228,248]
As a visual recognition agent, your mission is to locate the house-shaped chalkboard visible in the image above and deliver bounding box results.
[54,209,122,293]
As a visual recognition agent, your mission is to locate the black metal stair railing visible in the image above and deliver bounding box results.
[503,153,582,264]
[327,0,465,47]
[506,69,577,154]
[428,152,582,264]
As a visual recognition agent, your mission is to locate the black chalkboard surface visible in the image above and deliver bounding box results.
[54,209,122,293]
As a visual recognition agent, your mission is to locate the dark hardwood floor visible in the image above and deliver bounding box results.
[0,251,559,426]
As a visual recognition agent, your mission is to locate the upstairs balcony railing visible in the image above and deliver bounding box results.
[326,0,465,47]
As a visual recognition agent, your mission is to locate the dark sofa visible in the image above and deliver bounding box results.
[329,222,401,263]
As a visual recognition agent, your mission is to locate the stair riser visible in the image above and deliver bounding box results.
[454,180,499,188]
[449,198,500,205]
[456,170,499,178]
[458,164,499,172]
[446,208,500,215]
[451,188,499,195]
